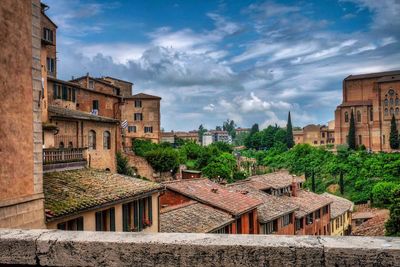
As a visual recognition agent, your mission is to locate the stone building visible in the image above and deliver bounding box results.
[0,0,45,229]
[322,193,353,236]
[44,169,164,232]
[160,179,262,234]
[161,131,200,144]
[334,70,400,151]
[293,122,335,146]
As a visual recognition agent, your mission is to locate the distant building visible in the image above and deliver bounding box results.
[334,70,400,151]
[160,178,262,234]
[201,130,232,146]
[322,193,353,236]
[202,132,213,146]
[161,131,200,144]
[293,123,335,146]
[235,128,251,135]
[44,169,164,232]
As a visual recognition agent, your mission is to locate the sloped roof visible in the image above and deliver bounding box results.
[160,201,234,233]
[228,183,298,223]
[280,190,333,218]
[164,179,262,216]
[377,75,400,83]
[244,170,305,190]
[344,70,400,81]
[125,93,161,100]
[48,105,118,123]
[322,193,354,219]
[44,169,164,220]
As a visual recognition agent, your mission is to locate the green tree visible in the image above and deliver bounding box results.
[385,187,400,236]
[116,152,136,177]
[372,182,400,206]
[390,114,399,149]
[348,110,356,150]
[209,141,233,153]
[133,139,158,157]
[250,123,259,135]
[202,162,231,182]
[144,148,180,173]
[234,132,249,146]
[339,171,345,195]
[180,141,202,160]
[286,111,295,149]
[216,126,222,131]
[223,119,236,139]
[311,170,316,192]
[198,124,207,144]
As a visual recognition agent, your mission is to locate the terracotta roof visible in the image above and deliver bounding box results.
[352,212,375,220]
[228,183,298,223]
[44,169,164,221]
[162,131,198,138]
[125,93,161,100]
[344,70,400,81]
[164,179,262,216]
[280,190,332,218]
[69,75,120,90]
[322,193,354,219]
[377,75,400,83]
[339,100,373,107]
[352,209,389,236]
[244,170,305,190]
[160,201,234,233]
[48,105,119,123]
[104,76,133,85]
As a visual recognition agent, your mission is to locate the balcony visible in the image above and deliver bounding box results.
[43,148,86,172]
[0,229,399,266]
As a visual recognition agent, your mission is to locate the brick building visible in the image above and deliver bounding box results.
[334,70,400,151]
[161,131,200,144]
[160,179,262,234]
[293,122,335,147]
[0,0,45,229]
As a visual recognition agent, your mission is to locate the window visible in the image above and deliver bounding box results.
[397,108,400,116]
[295,218,303,231]
[385,108,389,116]
[103,131,111,150]
[249,211,255,234]
[315,210,321,220]
[92,100,99,111]
[390,98,394,105]
[282,214,292,227]
[370,108,373,121]
[236,217,242,234]
[89,80,94,89]
[213,224,232,234]
[134,113,143,121]
[322,205,329,215]
[357,110,361,123]
[384,99,388,106]
[358,135,362,145]
[52,83,75,102]
[396,98,399,106]
[95,208,115,232]
[46,57,55,74]
[135,100,142,108]
[344,112,349,123]
[306,213,314,225]
[59,142,64,149]
[383,135,386,145]
[144,126,153,133]
[264,220,278,234]
[57,217,83,231]
[128,126,137,133]
[43,27,53,42]
[122,197,153,232]
[321,132,325,138]
[390,108,395,116]
[88,130,96,150]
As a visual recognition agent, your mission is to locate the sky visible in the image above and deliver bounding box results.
[45,0,400,131]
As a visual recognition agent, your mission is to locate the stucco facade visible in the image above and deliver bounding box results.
[335,70,400,151]
[293,123,335,147]
[0,0,45,229]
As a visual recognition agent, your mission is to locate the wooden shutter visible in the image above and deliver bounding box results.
[139,200,144,231]
[72,88,76,102]
[133,200,138,232]
[148,196,152,225]
[62,85,67,100]
[110,208,115,231]
[53,83,57,99]
[95,211,102,231]
[77,217,84,231]
[122,203,129,232]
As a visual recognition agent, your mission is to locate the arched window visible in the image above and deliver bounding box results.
[68,141,73,148]
[344,112,349,123]
[390,98,394,105]
[370,108,373,121]
[385,108,389,116]
[88,130,96,150]
[396,108,399,116]
[59,142,64,149]
[390,108,394,116]
[396,98,399,106]
[384,99,388,106]
[357,110,361,123]
[103,131,111,150]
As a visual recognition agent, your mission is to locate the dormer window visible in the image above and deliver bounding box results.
[43,28,53,43]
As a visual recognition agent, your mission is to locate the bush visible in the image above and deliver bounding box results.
[116,152,136,177]
[209,141,233,153]
[133,139,158,157]
[202,162,231,181]
[144,148,180,173]
[233,171,248,182]
[372,182,400,207]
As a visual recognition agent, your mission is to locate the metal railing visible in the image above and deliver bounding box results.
[43,148,85,164]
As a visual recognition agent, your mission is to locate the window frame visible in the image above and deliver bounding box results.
[57,217,84,231]
[135,100,142,108]
[95,208,115,232]
[88,130,96,150]
[122,197,153,232]
[103,131,111,150]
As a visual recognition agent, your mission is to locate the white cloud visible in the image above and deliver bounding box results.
[203,104,215,111]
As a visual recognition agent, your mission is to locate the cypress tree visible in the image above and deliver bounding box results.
[390,114,399,149]
[339,171,344,195]
[286,111,295,149]
[311,170,316,192]
[348,110,356,150]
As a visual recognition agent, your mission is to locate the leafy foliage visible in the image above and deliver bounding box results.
[286,111,295,149]
[348,110,356,150]
[144,148,180,173]
[132,139,158,157]
[116,152,136,177]
[385,187,400,236]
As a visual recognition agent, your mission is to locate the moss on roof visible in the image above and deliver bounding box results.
[44,168,164,220]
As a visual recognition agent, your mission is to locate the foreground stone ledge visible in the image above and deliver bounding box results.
[0,229,399,266]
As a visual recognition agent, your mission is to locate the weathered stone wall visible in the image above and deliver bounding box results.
[124,152,173,182]
[0,229,399,266]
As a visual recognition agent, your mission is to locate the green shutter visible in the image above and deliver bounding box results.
[148,197,152,225]
[122,204,129,232]
[77,217,84,231]
[110,208,115,231]
[133,201,138,232]
[139,199,144,231]
[72,88,76,102]
[95,211,102,231]
[62,85,67,100]
[53,83,57,99]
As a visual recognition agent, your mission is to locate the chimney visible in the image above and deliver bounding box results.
[291,176,298,197]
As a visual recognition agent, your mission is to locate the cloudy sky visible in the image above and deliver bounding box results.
[45,0,400,131]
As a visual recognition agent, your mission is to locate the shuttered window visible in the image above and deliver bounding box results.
[57,217,84,231]
[122,197,153,232]
[95,208,115,232]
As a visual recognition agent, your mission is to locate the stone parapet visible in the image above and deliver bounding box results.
[0,229,399,266]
